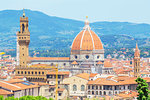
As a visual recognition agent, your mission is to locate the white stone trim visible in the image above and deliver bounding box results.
[80,29,86,50]
[88,29,95,50]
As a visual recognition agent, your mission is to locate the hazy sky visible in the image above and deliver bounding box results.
[1,0,150,23]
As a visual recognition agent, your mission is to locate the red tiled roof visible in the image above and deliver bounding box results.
[76,73,90,80]
[29,57,70,61]
[47,71,70,75]
[0,89,13,95]
[71,61,78,65]
[89,73,98,77]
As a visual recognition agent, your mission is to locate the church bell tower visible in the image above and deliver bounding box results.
[134,43,140,77]
[16,9,30,67]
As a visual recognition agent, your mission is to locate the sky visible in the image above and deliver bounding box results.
[1,0,150,23]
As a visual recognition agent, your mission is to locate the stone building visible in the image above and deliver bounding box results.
[63,73,90,99]
[0,79,40,98]
[87,77,150,98]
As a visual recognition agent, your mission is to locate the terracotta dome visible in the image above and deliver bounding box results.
[71,17,103,51]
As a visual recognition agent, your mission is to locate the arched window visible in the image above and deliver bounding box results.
[104,91,106,95]
[22,24,25,32]
[100,91,102,95]
[73,85,77,91]
[81,85,85,91]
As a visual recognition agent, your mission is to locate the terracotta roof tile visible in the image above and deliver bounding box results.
[71,61,78,65]
[71,29,103,51]
[29,57,70,61]
[47,71,70,75]
[89,73,98,77]
[76,73,90,80]
[0,89,13,95]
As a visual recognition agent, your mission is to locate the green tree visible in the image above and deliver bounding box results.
[0,96,3,100]
[135,77,150,100]
[5,96,18,100]
[0,95,53,100]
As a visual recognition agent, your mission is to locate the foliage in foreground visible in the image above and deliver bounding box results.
[0,95,53,100]
[135,77,150,100]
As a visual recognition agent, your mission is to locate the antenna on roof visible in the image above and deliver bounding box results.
[23,8,25,17]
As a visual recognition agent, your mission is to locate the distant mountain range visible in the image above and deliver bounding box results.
[0,9,149,50]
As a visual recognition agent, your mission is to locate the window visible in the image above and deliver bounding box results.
[75,55,78,59]
[35,71,37,74]
[81,85,85,91]
[58,93,61,96]
[104,91,106,95]
[22,24,25,32]
[97,56,99,59]
[18,71,20,74]
[96,86,98,89]
[58,75,61,79]
[23,54,24,56]
[42,72,44,75]
[92,85,94,89]
[25,71,26,74]
[39,71,41,74]
[64,85,68,90]
[99,86,102,90]
[32,71,33,74]
[19,37,21,39]
[92,91,94,95]
[28,71,30,74]
[85,55,89,59]
[58,81,60,84]
[96,91,98,95]
[73,85,77,91]
[21,71,23,74]
[88,85,90,89]
[88,91,90,95]
[63,63,66,66]
[100,91,102,95]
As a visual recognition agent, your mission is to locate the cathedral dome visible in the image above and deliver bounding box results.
[71,17,103,51]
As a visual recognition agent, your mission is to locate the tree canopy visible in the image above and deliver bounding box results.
[0,95,53,100]
[135,77,150,100]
